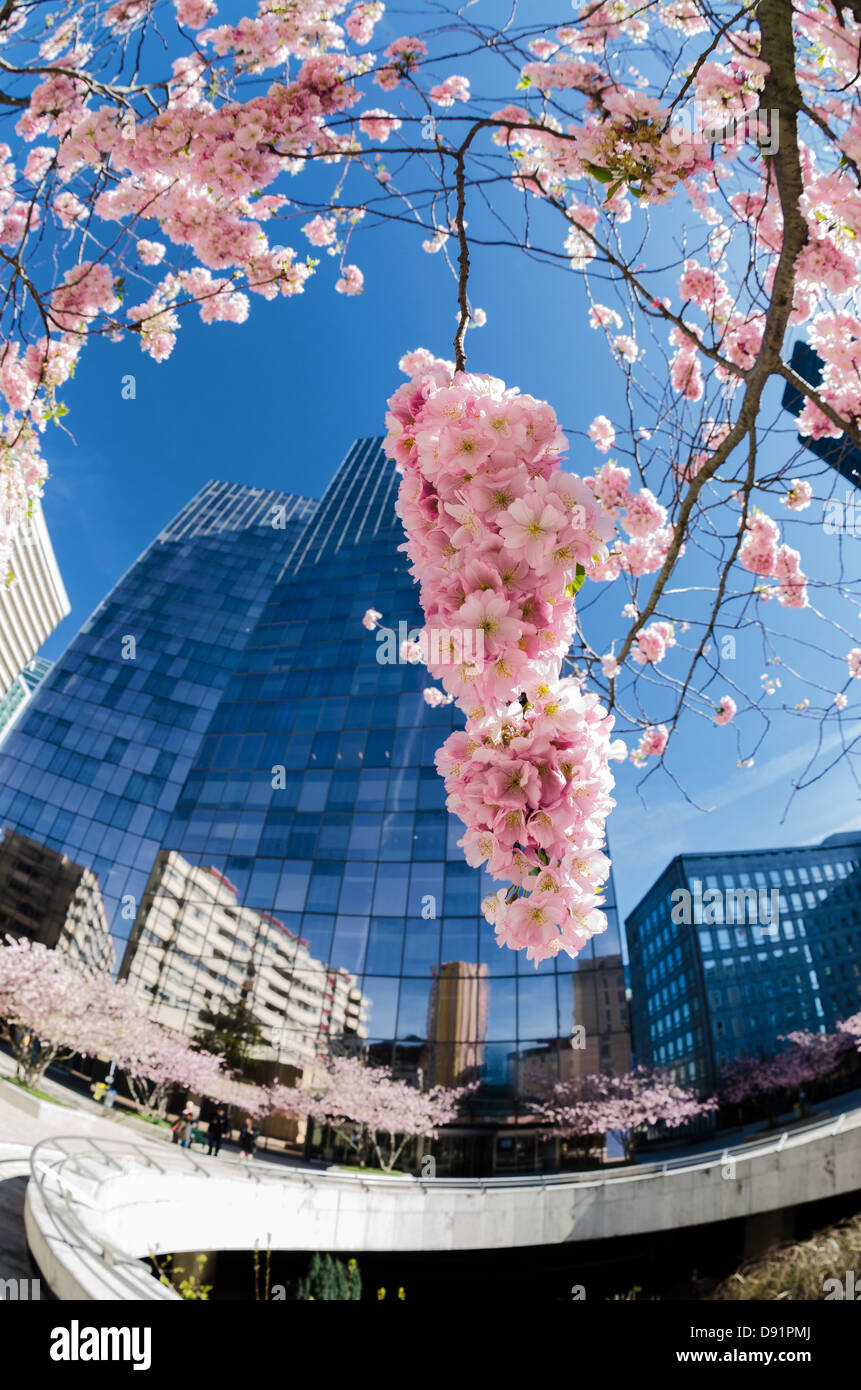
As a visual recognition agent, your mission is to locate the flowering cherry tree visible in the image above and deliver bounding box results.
[839,1010,861,1051]
[0,936,115,1087]
[120,1020,226,1115]
[301,1055,473,1172]
[0,934,230,1104]
[720,1026,855,1119]
[0,934,174,1089]
[1,1,860,959]
[532,1067,717,1161]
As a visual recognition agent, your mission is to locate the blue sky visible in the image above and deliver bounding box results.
[31,13,860,928]
[37,209,860,924]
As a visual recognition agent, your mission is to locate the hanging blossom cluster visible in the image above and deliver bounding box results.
[630,724,669,764]
[739,511,809,609]
[383,353,627,963]
[585,459,674,581]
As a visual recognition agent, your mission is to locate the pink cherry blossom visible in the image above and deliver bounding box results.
[303,215,337,247]
[714,694,737,725]
[782,479,813,511]
[632,620,676,665]
[335,264,364,295]
[359,108,402,142]
[630,724,669,763]
[429,75,471,107]
[423,685,453,707]
[345,2,384,46]
[588,414,616,453]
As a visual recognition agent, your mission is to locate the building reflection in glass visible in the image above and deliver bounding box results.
[0,827,114,976]
[120,849,368,1075]
[0,445,633,1172]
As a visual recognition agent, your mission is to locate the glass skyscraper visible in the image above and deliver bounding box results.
[626,832,861,1092]
[0,441,631,1173]
[0,483,315,942]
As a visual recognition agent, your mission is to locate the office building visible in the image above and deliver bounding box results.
[0,483,315,954]
[0,656,52,741]
[626,831,861,1091]
[141,440,631,1170]
[121,847,368,1075]
[0,443,631,1172]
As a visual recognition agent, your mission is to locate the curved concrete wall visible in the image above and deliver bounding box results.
[28,1109,861,1283]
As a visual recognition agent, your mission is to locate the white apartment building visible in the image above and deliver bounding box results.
[121,850,369,1078]
[0,500,70,696]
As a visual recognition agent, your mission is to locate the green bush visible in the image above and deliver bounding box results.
[295,1253,362,1301]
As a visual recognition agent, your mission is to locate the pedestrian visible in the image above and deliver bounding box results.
[176,1103,196,1149]
[238,1117,258,1162]
[207,1107,228,1157]
[174,1113,192,1148]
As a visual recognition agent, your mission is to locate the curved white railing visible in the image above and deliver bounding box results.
[21,1102,861,1299]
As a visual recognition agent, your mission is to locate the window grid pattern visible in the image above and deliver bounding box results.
[626,838,861,1091]
[125,441,631,1116]
[0,484,315,945]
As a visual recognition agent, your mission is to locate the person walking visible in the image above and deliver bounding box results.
[238,1118,258,1162]
[175,1103,196,1149]
[174,1113,192,1148]
[207,1108,228,1157]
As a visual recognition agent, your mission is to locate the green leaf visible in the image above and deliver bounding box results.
[584,162,615,183]
[564,564,587,598]
[515,75,531,90]
[604,179,624,201]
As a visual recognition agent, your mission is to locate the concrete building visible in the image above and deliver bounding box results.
[426,961,489,1087]
[119,848,368,1078]
[0,501,69,697]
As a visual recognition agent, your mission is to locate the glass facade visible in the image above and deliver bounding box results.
[0,656,52,741]
[0,483,315,949]
[0,440,631,1173]
[626,832,861,1091]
